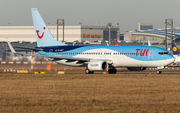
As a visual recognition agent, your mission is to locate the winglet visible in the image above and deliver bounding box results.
[7,41,16,54]
[7,41,23,56]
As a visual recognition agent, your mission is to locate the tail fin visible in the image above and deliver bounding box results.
[172,43,180,55]
[31,8,67,47]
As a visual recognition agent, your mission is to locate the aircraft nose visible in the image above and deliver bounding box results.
[169,55,175,64]
[172,57,175,63]
[166,54,175,64]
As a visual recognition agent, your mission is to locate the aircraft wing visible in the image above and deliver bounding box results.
[7,41,91,62]
[24,54,112,63]
[24,54,91,62]
[7,41,24,56]
[7,41,112,63]
[14,46,43,51]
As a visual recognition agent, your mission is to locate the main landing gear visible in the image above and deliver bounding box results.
[108,66,117,74]
[108,69,117,74]
[85,68,117,74]
[85,69,94,74]
[85,65,117,74]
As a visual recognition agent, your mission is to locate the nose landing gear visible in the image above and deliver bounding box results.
[157,70,162,74]
[156,66,165,74]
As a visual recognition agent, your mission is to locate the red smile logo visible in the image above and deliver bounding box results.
[36,27,45,39]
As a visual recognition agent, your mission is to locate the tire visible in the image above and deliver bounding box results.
[157,70,162,74]
[159,71,162,74]
[85,69,94,74]
[85,69,90,74]
[113,69,117,74]
[108,69,117,74]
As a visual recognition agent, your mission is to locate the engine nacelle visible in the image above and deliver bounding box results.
[88,60,108,71]
[127,67,147,71]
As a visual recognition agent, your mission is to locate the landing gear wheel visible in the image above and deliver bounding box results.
[108,69,117,74]
[157,70,162,74]
[85,69,94,74]
[85,69,90,74]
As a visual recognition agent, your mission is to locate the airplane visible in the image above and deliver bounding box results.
[12,56,35,62]
[172,43,180,63]
[7,8,175,74]
[172,43,180,55]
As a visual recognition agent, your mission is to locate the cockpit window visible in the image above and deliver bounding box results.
[158,52,169,55]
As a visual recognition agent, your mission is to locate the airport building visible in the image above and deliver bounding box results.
[0,25,119,60]
[138,23,153,31]
[120,22,180,45]
[1,24,180,60]
[0,25,120,43]
[120,28,180,44]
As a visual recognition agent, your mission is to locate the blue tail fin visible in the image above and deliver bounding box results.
[172,43,180,55]
[31,8,67,47]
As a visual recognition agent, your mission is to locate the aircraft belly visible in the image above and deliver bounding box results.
[113,56,174,67]
[53,55,174,67]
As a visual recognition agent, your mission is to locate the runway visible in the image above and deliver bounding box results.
[64,71,180,75]
[1,69,180,75]
[1,61,180,74]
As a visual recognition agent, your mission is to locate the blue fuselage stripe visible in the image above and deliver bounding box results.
[36,45,174,61]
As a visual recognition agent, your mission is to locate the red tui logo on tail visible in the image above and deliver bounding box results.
[36,27,45,39]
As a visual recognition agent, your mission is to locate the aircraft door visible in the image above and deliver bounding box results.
[99,51,106,58]
[148,49,154,60]
[49,49,53,55]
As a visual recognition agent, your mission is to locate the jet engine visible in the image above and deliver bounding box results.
[127,67,147,71]
[88,60,108,71]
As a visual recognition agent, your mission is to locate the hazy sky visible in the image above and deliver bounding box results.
[1,0,180,31]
